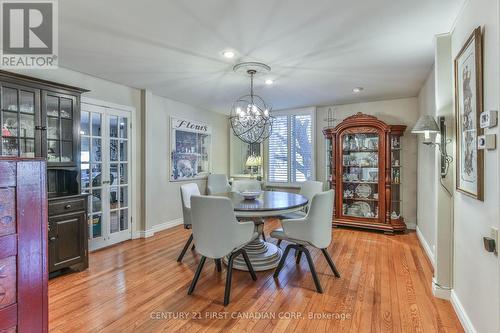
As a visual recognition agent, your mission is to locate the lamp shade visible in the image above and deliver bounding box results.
[411,115,440,134]
[246,155,262,167]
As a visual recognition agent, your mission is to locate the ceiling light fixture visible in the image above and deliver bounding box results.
[229,62,274,144]
[222,50,235,58]
[353,87,364,93]
[265,79,274,85]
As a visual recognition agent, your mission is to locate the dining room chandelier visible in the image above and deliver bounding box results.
[229,62,274,144]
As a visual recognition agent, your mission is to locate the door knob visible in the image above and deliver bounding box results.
[49,236,57,242]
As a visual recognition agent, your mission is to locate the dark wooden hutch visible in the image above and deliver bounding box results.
[323,113,407,233]
[0,70,89,273]
[0,158,48,332]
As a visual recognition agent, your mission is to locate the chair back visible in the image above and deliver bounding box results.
[232,179,261,192]
[191,195,254,258]
[180,183,200,227]
[207,174,231,195]
[299,180,323,211]
[305,190,334,248]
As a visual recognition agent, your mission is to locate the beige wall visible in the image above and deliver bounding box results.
[416,67,437,264]
[11,67,145,235]
[143,92,229,229]
[449,0,500,332]
[316,98,419,228]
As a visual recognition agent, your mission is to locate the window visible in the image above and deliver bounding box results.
[267,108,315,184]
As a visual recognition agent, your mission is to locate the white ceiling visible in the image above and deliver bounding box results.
[59,0,463,113]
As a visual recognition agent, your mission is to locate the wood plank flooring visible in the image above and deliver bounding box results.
[49,220,463,332]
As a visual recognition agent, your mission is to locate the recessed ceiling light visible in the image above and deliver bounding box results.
[353,87,364,93]
[222,50,235,58]
[265,79,274,85]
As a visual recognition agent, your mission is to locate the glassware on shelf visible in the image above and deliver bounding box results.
[341,132,381,219]
[390,134,403,219]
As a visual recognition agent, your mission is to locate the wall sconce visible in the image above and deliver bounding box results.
[412,115,453,178]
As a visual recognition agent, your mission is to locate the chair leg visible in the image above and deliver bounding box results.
[215,258,222,272]
[321,248,341,278]
[188,256,206,295]
[273,244,293,278]
[241,249,257,281]
[224,253,235,306]
[277,239,282,247]
[177,233,193,262]
[191,243,196,251]
[303,247,323,293]
[261,231,266,242]
[296,250,302,264]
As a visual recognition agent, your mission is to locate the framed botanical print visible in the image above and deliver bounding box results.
[454,27,483,200]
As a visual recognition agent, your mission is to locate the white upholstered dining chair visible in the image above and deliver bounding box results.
[277,180,324,247]
[188,195,258,306]
[270,190,340,293]
[177,183,200,262]
[207,174,231,195]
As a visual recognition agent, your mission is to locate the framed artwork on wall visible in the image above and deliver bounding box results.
[170,117,211,181]
[454,26,483,200]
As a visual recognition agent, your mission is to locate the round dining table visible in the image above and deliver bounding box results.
[220,191,308,271]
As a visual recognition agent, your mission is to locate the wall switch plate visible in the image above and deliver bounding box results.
[477,134,496,150]
[480,110,498,128]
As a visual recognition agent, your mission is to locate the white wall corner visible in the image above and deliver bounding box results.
[136,218,183,238]
[416,225,435,267]
[432,278,451,300]
[451,290,477,333]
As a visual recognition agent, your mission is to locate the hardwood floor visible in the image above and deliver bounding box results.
[49,220,463,332]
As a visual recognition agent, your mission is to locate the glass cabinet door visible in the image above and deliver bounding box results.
[390,134,402,221]
[43,92,77,165]
[0,84,39,157]
[341,132,380,220]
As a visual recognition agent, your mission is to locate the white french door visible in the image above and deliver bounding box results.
[80,103,132,251]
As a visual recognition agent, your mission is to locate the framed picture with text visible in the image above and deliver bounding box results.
[454,26,483,200]
[170,117,212,181]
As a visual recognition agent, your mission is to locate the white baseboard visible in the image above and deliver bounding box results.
[406,221,417,230]
[135,218,183,238]
[432,278,451,300]
[451,290,476,333]
[416,225,435,268]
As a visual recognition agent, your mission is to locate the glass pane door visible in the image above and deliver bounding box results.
[81,104,131,251]
[341,132,380,220]
[390,135,402,221]
[108,114,130,241]
[1,85,38,157]
[45,93,76,164]
[81,109,104,246]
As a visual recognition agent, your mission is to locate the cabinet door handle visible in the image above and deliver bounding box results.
[102,180,110,184]
[64,204,72,209]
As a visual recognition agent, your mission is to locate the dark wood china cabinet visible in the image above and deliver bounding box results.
[0,70,89,273]
[323,113,407,233]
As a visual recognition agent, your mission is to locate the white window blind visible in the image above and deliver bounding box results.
[267,109,315,184]
[268,115,288,182]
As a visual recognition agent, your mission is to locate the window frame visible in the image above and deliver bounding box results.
[265,107,316,186]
